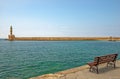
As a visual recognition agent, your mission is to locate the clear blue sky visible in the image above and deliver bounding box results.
[0,0,120,38]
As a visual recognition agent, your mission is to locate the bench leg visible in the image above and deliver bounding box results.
[113,61,116,68]
[107,62,109,67]
[107,61,116,68]
[88,65,99,74]
[96,66,99,74]
[89,66,92,71]
[89,66,94,72]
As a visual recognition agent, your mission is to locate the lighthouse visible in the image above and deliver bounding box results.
[8,26,15,41]
[10,26,13,35]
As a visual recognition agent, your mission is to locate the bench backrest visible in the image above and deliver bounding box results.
[94,54,118,65]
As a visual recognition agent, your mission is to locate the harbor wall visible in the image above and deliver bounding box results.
[12,37,120,41]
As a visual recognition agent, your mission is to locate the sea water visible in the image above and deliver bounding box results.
[0,40,120,79]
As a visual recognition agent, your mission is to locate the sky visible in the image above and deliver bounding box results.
[0,0,120,38]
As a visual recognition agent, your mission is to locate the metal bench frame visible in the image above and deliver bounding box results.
[88,54,118,74]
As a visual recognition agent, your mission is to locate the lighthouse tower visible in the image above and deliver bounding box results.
[8,26,15,41]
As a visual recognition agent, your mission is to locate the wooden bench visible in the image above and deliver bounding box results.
[87,53,118,74]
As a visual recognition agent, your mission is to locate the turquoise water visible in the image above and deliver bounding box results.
[0,40,120,79]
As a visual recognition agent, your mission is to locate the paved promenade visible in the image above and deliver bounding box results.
[30,60,120,79]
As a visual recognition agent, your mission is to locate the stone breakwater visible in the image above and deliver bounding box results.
[8,26,120,41]
[9,37,120,41]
